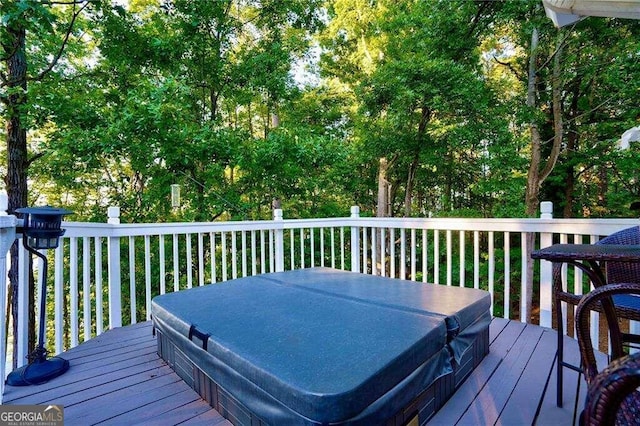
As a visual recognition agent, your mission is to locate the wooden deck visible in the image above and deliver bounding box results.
[3,318,600,425]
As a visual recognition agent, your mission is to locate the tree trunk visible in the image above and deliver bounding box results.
[377,157,390,218]
[405,106,430,217]
[563,134,577,218]
[248,102,254,137]
[525,30,565,215]
[525,28,541,218]
[562,76,581,218]
[597,167,608,212]
[524,29,565,323]
[376,157,390,274]
[210,89,219,122]
[404,153,419,217]
[563,160,575,218]
[444,151,453,211]
[3,1,88,366]
[524,27,542,324]
[5,23,32,366]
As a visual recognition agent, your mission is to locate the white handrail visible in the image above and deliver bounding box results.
[2,201,638,396]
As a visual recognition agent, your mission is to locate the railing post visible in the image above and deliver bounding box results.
[107,207,122,328]
[350,206,360,273]
[0,192,16,402]
[539,201,553,327]
[273,209,285,272]
[17,242,29,366]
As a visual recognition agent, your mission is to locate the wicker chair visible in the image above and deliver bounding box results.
[554,226,640,407]
[597,226,640,283]
[575,283,640,425]
[596,227,640,358]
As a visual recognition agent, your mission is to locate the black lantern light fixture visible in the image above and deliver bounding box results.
[7,206,72,386]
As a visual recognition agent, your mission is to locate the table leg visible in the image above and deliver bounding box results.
[553,261,565,407]
[557,299,564,407]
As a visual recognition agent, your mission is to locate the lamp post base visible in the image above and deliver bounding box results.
[6,357,69,386]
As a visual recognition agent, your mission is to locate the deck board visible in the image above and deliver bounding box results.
[3,318,596,425]
[427,320,512,425]
[497,325,557,425]
[99,389,208,425]
[452,320,545,424]
[3,322,229,426]
[431,317,589,426]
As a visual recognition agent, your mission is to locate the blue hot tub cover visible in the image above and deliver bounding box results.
[151,268,490,424]
[266,268,492,364]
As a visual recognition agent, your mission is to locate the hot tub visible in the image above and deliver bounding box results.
[151,268,491,425]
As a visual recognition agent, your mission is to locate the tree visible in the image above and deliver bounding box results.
[37,0,327,222]
[1,0,95,364]
[321,0,507,218]
[487,2,640,321]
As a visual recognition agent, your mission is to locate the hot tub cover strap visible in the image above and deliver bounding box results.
[189,324,210,351]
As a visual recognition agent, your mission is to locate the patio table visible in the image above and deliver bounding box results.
[532,243,640,407]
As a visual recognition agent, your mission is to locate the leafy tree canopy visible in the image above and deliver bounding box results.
[1,0,639,223]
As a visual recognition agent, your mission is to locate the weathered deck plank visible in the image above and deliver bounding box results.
[440,319,546,424]
[3,322,230,426]
[3,318,596,425]
[497,325,557,425]
[428,317,518,425]
[432,317,589,426]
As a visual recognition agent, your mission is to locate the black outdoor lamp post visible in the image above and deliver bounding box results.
[6,206,72,386]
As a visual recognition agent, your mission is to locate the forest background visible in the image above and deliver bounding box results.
[2,0,640,364]
[2,0,640,226]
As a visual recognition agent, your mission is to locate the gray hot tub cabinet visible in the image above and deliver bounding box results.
[151,268,491,426]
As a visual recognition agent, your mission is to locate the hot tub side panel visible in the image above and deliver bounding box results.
[154,318,453,426]
[155,319,488,426]
[151,277,452,425]
[151,268,491,426]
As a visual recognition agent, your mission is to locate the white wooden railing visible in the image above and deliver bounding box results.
[1,201,638,399]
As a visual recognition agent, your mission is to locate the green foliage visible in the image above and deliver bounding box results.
[2,0,639,349]
[1,0,639,225]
